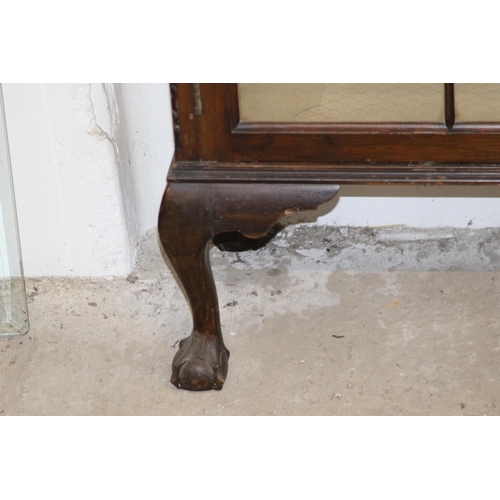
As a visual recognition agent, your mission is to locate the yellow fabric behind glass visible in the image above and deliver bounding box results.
[238,84,444,123]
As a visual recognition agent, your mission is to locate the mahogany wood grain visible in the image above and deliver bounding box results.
[171,84,200,162]
[198,84,233,161]
[231,131,500,163]
[445,83,455,130]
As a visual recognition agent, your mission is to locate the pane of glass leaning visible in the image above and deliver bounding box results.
[0,84,29,336]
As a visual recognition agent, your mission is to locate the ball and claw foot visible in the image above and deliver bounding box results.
[171,332,230,391]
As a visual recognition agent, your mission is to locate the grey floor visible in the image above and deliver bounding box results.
[1,225,500,415]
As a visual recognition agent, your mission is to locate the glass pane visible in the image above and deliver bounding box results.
[0,85,29,336]
[238,84,445,123]
[455,84,500,123]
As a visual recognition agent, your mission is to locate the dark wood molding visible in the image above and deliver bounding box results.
[169,161,500,185]
[228,83,240,129]
[445,83,455,130]
[170,84,181,153]
[198,84,234,161]
[170,84,200,162]
[230,131,500,163]
[234,122,449,134]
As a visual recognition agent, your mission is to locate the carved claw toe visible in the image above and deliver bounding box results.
[171,332,229,391]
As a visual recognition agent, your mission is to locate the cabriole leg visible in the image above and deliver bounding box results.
[158,181,339,391]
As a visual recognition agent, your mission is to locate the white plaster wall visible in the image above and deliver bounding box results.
[117,84,174,236]
[317,185,500,228]
[2,83,174,278]
[2,83,500,278]
[2,84,136,277]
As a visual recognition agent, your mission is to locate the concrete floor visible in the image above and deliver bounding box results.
[1,225,500,415]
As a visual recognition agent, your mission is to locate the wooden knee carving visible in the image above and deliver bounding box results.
[158,181,339,391]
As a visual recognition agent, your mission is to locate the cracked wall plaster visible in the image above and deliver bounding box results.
[3,84,135,277]
[2,83,174,277]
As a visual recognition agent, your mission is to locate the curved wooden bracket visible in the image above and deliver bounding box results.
[158,181,339,391]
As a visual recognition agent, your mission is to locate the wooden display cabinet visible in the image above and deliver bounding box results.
[159,83,500,391]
